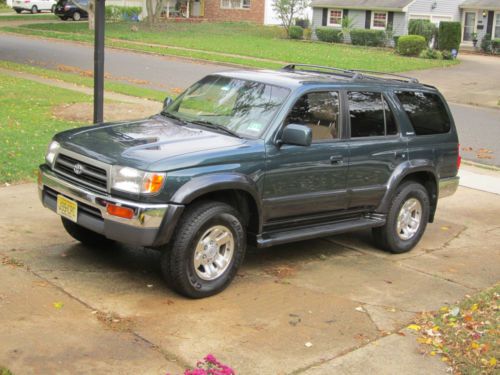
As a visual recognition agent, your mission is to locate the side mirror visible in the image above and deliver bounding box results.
[281,124,312,147]
[163,96,174,110]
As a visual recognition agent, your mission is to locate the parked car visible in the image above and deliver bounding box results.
[12,0,56,14]
[54,0,88,20]
[38,65,460,298]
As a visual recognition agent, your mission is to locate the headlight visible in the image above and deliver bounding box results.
[45,140,60,166]
[110,166,166,195]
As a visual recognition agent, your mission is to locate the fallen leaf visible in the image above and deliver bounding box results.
[304,342,313,348]
[53,302,64,309]
[355,306,365,313]
[407,324,421,331]
[489,357,497,367]
[450,307,460,317]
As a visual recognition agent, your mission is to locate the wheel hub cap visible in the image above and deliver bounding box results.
[396,198,422,241]
[194,225,234,281]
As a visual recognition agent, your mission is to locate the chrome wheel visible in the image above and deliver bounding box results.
[396,198,422,240]
[194,225,234,281]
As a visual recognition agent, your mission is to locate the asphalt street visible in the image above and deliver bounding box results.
[0,33,499,166]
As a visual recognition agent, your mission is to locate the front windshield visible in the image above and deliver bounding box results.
[163,75,290,138]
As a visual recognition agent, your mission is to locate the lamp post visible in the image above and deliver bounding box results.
[93,0,105,123]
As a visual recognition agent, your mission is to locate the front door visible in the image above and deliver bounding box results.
[263,90,349,221]
[463,11,476,42]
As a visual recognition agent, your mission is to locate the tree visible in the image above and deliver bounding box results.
[272,0,309,35]
[145,0,168,25]
[87,0,95,30]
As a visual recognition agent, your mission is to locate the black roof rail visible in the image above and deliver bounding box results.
[281,64,419,84]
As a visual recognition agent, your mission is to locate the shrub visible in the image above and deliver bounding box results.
[419,48,442,59]
[105,6,142,21]
[295,18,310,28]
[438,21,461,51]
[397,35,427,56]
[303,28,312,40]
[350,29,386,47]
[441,50,453,60]
[481,33,492,53]
[393,35,400,46]
[315,27,343,43]
[492,38,500,54]
[288,25,303,39]
[408,19,436,44]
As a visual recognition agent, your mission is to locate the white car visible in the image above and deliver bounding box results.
[12,0,57,13]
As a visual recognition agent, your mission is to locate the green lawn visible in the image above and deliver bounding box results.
[0,72,91,184]
[0,14,57,20]
[0,60,168,101]
[3,21,458,72]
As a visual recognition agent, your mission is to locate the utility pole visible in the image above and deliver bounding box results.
[93,0,105,123]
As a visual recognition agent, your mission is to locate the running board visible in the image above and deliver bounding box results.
[256,216,386,248]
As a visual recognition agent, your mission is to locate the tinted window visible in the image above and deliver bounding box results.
[348,92,397,138]
[286,91,340,141]
[395,91,451,135]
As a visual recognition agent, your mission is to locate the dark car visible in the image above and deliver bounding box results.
[38,65,460,298]
[54,0,88,20]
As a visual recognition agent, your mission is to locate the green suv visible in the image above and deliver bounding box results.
[38,65,460,298]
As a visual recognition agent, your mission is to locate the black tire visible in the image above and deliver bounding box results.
[60,16,68,20]
[161,201,246,299]
[15,9,22,14]
[31,5,38,14]
[61,217,113,247]
[372,182,430,254]
[72,11,81,21]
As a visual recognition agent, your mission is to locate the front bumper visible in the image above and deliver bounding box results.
[439,176,459,198]
[38,164,183,247]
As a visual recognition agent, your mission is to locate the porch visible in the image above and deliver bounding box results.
[459,0,500,48]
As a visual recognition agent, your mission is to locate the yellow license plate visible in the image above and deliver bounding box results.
[57,195,78,223]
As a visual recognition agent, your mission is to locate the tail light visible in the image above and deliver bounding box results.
[457,144,462,170]
[64,4,71,10]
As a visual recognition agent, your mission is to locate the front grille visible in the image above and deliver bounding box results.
[54,153,108,192]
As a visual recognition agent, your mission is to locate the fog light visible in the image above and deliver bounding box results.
[106,204,135,219]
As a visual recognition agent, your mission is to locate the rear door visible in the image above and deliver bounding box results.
[346,90,408,209]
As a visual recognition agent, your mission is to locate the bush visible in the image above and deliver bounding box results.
[393,35,400,46]
[492,38,500,54]
[481,33,492,53]
[397,35,427,56]
[419,48,442,59]
[105,6,142,21]
[288,25,303,39]
[303,28,312,40]
[295,18,310,28]
[315,27,343,43]
[438,21,461,51]
[408,19,436,44]
[350,29,386,47]
[441,50,453,60]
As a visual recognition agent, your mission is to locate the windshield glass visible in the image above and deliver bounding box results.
[163,75,290,138]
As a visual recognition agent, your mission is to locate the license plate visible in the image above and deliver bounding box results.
[57,195,78,223]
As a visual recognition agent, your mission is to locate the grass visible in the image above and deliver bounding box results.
[0,71,92,184]
[0,60,168,101]
[415,284,499,374]
[2,21,458,72]
[0,367,13,375]
[0,14,57,20]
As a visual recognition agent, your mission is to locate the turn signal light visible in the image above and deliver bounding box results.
[143,174,165,194]
[107,204,135,219]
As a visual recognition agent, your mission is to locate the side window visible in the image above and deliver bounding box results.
[285,91,340,141]
[348,91,397,138]
[395,91,451,135]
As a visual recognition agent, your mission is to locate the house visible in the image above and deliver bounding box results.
[311,0,500,46]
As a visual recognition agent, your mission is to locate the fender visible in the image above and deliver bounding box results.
[376,159,438,215]
[171,173,263,231]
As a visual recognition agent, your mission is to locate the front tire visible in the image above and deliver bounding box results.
[15,9,22,13]
[72,11,81,21]
[51,4,56,12]
[372,182,430,254]
[31,5,38,13]
[161,201,246,299]
[61,217,113,247]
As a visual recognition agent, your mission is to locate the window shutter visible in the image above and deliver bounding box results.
[486,11,494,35]
[365,10,371,29]
[322,8,328,26]
[388,11,394,31]
[343,9,349,18]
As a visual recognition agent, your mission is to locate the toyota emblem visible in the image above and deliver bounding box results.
[73,163,84,175]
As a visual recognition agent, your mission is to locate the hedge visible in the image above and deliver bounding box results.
[350,29,386,47]
[105,6,142,21]
[288,25,304,40]
[315,27,343,43]
[438,21,461,51]
[397,35,427,56]
[408,19,436,44]
[481,34,500,54]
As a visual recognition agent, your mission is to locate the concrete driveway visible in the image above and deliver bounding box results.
[1,166,499,374]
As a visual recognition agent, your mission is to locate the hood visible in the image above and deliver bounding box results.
[56,116,246,170]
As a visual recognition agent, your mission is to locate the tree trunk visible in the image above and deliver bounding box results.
[145,0,154,26]
[88,0,95,30]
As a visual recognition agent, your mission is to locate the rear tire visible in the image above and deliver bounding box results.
[72,11,81,21]
[160,201,246,299]
[15,9,22,13]
[60,16,68,20]
[31,5,38,14]
[372,182,430,254]
[51,4,56,12]
[61,217,113,247]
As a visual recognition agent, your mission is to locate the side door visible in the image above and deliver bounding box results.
[346,90,408,209]
[262,89,350,221]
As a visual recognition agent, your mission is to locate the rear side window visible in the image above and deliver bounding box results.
[395,91,451,135]
[348,92,397,138]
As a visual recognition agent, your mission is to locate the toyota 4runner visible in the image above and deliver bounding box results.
[38,65,460,298]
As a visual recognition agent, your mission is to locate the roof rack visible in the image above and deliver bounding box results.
[281,64,419,84]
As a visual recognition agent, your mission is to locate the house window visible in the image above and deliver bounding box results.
[327,9,343,27]
[371,12,388,29]
[221,0,250,9]
[494,12,500,39]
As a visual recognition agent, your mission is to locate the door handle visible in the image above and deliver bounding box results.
[394,151,406,159]
[330,155,343,165]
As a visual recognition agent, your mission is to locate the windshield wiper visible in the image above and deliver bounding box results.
[190,120,242,139]
[161,111,187,124]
